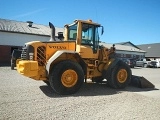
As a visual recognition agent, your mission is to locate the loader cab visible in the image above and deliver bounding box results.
[64,19,103,58]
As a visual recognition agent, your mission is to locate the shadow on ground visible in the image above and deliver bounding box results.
[39,82,159,98]
[40,83,117,97]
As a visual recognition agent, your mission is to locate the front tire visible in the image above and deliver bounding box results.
[49,60,84,95]
[107,60,131,89]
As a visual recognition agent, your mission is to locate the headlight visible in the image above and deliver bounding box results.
[29,53,34,60]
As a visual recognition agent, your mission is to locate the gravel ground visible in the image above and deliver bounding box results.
[0,67,160,120]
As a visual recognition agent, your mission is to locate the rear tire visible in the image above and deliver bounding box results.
[49,60,84,95]
[107,60,131,89]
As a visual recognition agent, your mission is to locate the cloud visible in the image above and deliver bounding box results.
[12,8,47,19]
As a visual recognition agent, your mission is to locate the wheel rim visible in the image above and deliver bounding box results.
[117,69,127,83]
[61,69,78,87]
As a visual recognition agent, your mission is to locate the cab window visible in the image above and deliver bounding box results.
[68,23,77,40]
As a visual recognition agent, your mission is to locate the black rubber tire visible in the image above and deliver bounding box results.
[109,53,116,59]
[107,60,132,89]
[49,60,84,95]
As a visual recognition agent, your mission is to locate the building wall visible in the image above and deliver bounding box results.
[0,31,50,65]
[0,32,50,46]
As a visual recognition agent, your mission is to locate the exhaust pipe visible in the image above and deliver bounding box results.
[49,22,56,41]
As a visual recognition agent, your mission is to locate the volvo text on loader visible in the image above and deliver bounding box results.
[17,19,132,95]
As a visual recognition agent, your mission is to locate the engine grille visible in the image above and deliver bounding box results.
[21,48,27,60]
[37,46,46,66]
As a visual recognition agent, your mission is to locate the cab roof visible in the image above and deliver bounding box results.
[74,19,101,26]
[65,19,101,27]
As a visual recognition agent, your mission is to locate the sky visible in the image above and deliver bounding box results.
[0,0,160,45]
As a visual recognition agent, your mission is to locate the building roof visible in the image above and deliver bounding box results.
[137,43,160,58]
[115,41,140,49]
[100,42,146,53]
[0,18,64,36]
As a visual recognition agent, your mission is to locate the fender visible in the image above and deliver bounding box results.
[46,50,78,74]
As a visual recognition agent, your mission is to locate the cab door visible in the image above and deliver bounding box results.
[78,23,100,59]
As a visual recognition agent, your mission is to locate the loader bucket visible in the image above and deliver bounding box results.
[130,75,155,88]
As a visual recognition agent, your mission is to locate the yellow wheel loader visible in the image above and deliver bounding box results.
[16,19,132,95]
